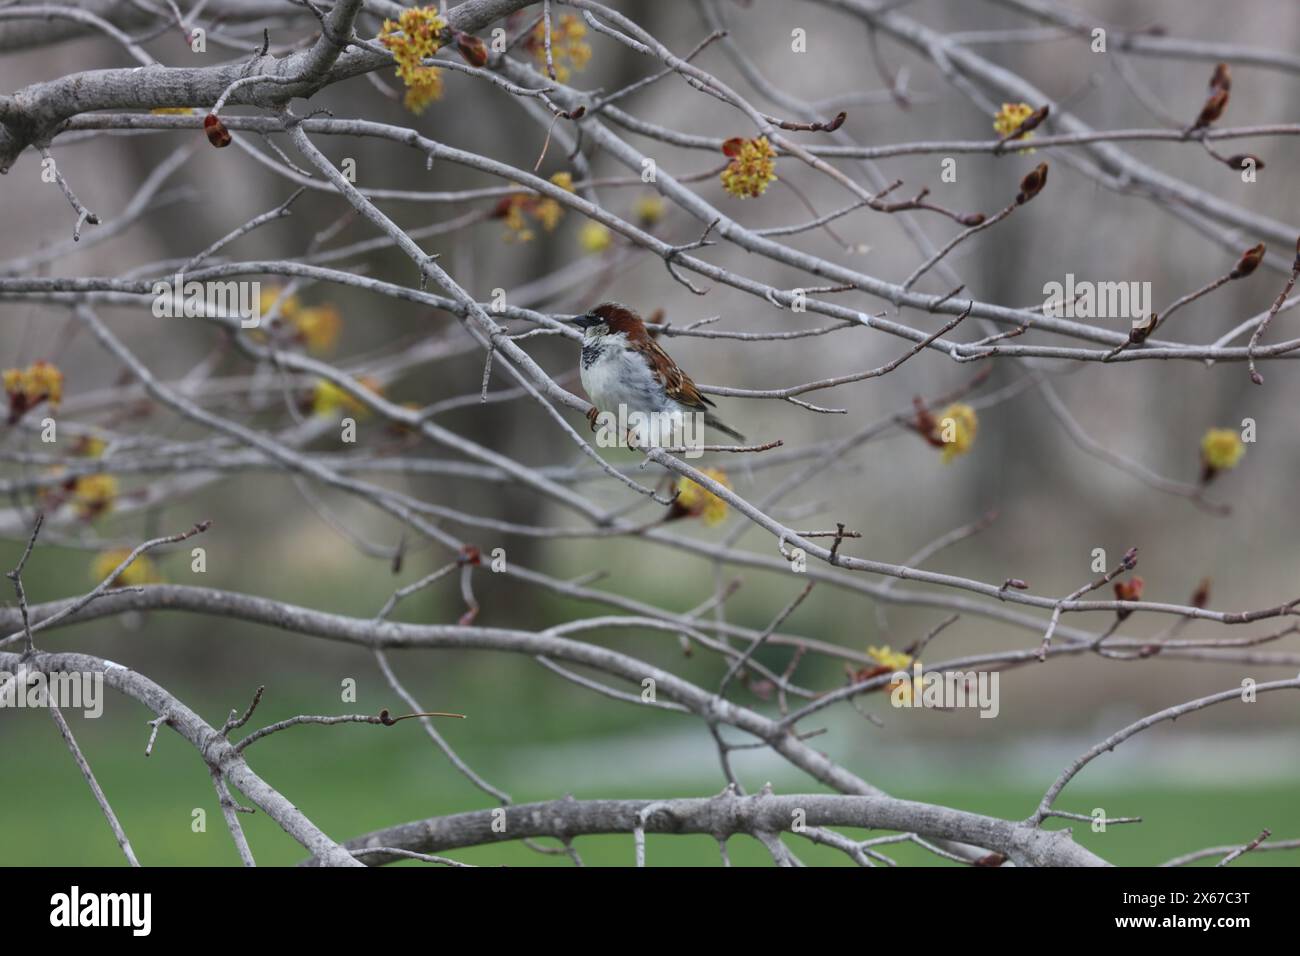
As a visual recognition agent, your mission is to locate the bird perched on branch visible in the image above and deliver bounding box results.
[570,302,745,443]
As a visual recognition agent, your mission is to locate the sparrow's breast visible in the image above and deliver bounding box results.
[580,339,669,413]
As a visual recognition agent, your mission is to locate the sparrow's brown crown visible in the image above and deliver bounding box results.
[589,302,647,339]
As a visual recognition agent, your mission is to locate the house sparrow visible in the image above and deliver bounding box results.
[570,302,745,442]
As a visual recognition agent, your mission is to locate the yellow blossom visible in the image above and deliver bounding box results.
[934,403,978,462]
[1201,428,1244,471]
[91,549,162,588]
[720,137,778,199]
[311,376,382,418]
[527,13,591,83]
[579,222,612,253]
[400,69,444,113]
[674,468,731,526]
[258,289,341,353]
[533,171,572,231]
[865,646,923,704]
[867,645,913,671]
[497,171,573,241]
[379,6,448,114]
[72,473,118,520]
[533,197,563,233]
[499,199,535,242]
[259,286,301,320]
[4,360,63,422]
[993,102,1037,151]
[634,194,666,226]
[73,435,107,458]
[291,304,343,354]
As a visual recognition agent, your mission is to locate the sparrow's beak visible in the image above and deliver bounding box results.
[569,314,598,330]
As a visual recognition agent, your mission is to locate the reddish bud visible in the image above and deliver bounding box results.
[721,137,746,158]
[1114,577,1144,602]
[1114,576,1145,620]
[203,113,232,148]
[454,31,489,68]
[1016,162,1049,204]
[1230,242,1266,279]
[459,544,482,566]
[1016,104,1050,136]
[1190,578,1211,609]
[1223,153,1264,171]
[1128,313,1157,344]
[1209,62,1231,93]
[1192,88,1229,130]
[912,398,942,447]
[821,110,847,132]
[959,212,987,227]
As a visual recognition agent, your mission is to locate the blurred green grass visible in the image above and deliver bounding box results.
[4,691,1295,866]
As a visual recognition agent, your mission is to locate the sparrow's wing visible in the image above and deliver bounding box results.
[638,336,715,409]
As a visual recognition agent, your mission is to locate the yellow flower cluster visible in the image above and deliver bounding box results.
[294,304,342,354]
[867,645,923,704]
[4,358,62,411]
[993,102,1037,151]
[4,360,63,422]
[867,645,913,672]
[579,222,612,253]
[259,286,299,320]
[379,6,448,114]
[259,287,343,354]
[528,14,592,82]
[936,403,978,463]
[91,549,162,588]
[311,376,383,418]
[497,171,574,242]
[1201,428,1244,471]
[72,473,118,520]
[720,137,777,199]
[634,194,665,227]
[675,468,731,526]
[73,434,107,458]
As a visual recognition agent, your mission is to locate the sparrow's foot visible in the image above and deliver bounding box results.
[586,407,600,432]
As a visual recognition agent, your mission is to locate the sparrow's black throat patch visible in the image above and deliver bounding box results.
[580,339,605,370]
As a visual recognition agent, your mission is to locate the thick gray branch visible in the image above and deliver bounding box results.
[307,791,1109,867]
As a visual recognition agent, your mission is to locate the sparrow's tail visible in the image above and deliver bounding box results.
[705,413,746,443]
